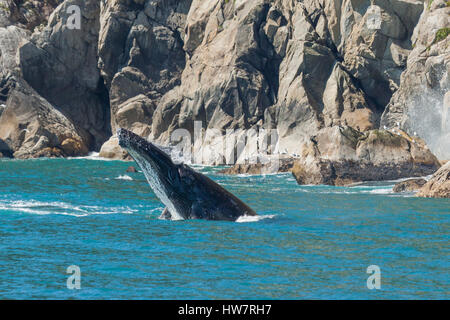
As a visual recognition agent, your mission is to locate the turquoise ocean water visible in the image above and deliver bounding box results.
[0,157,448,299]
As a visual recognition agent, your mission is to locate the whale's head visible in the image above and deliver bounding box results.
[117,128,257,221]
[117,128,174,180]
[117,128,195,220]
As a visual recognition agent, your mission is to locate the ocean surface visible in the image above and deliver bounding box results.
[0,157,448,299]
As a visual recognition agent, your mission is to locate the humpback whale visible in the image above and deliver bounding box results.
[117,128,257,221]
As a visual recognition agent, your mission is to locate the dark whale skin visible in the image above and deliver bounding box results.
[117,128,257,221]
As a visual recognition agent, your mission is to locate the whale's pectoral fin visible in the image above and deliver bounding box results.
[159,207,172,220]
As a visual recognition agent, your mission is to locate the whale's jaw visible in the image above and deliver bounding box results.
[117,128,257,221]
[117,128,185,220]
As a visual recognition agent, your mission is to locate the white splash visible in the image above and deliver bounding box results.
[0,199,137,216]
[115,175,133,181]
[236,214,277,223]
[367,188,394,195]
[68,152,115,161]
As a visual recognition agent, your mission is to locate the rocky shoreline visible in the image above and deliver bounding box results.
[416,161,450,198]
[0,1,449,197]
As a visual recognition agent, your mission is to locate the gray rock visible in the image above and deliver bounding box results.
[219,157,295,175]
[98,0,191,134]
[0,0,63,31]
[17,0,110,150]
[0,78,88,158]
[0,26,29,105]
[1,0,448,168]
[393,178,427,193]
[148,0,424,162]
[0,26,29,78]
[150,0,275,147]
[416,161,450,198]
[381,1,450,160]
[291,126,440,186]
[99,135,129,160]
[126,166,137,173]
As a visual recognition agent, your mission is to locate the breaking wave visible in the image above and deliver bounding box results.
[115,175,133,181]
[0,199,137,217]
[236,214,277,223]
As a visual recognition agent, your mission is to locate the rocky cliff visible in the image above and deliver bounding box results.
[0,1,449,182]
[416,160,450,197]
[381,0,450,160]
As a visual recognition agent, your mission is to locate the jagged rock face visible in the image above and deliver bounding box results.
[331,0,423,107]
[17,0,111,150]
[149,0,425,157]
[0,25,29,79]
[381,0,450,160]
[416,160,450,198]
[0,79,88,158]
[0,0,64,31]
[291,126,440,185]
[151,0,275,148]
[273,0,423,151]
[0,25,29,105]
[1,0,448,168]
[98,0,192,134]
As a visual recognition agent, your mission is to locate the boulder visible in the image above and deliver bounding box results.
[416,161,450,198]
[126,166,138,173]
[219,157,295,175]
[60,138,89,157]
[114,94,154,136]
[0,137,12,157]
[0,79,88,159]
[99,135,129,160]
[291,126,440,186]
[393,178,427,193]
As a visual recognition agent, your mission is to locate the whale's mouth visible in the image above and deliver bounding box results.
[117,128,173,167]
